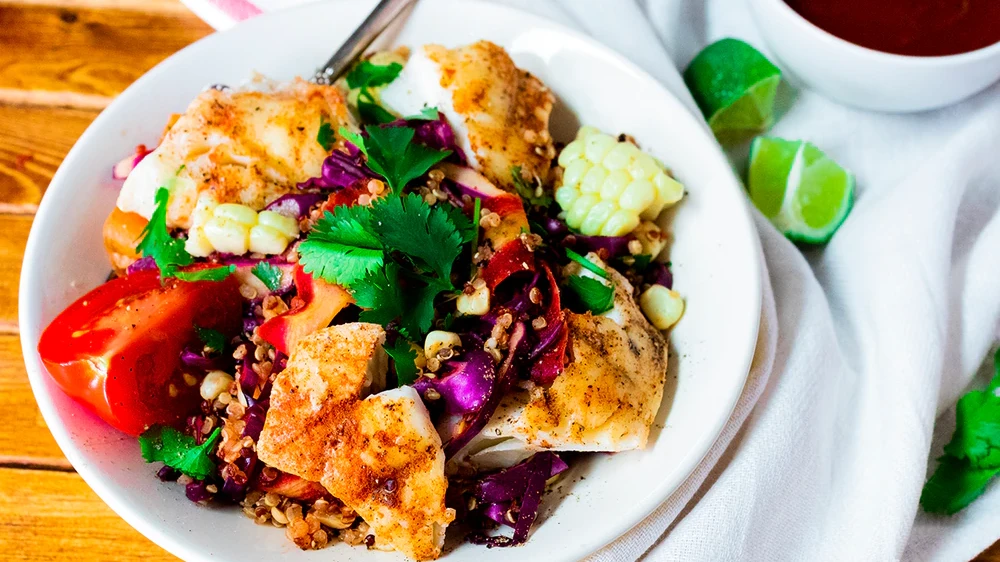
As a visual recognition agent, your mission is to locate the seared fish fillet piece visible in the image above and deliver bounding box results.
[117,78,355,230]
[463,256,668,470]
[257,324,454,561]
[380,41,556,191]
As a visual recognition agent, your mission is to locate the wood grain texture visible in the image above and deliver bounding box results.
[0,3,213,101]
[0,105,99,213]
[0,467,177,560]
[0,334,69,467]
[0,214,31,333]
[979,542,1000,562]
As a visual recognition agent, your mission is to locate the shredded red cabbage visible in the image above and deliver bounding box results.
[414,350,495,416]
[467,452,569,547]
[566,233,635,258]
[112,146,151,180]
[648,261,674,289]
[264,193,325,219]
[125,256,158,276]
[297,143,375,191]
[179,348,225,372]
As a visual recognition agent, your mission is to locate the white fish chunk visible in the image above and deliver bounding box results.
[117,78,355,230]
[381,41,555,191]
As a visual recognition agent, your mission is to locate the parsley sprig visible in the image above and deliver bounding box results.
[251,262,283,291]
[341,125,451,193]
[139,426,221,480]
[346,61,403,124]
[384,338,419,387]
[136,187,193,279]
[922,348,1000,514]
[564,249,615,315]
[299,193,470,339]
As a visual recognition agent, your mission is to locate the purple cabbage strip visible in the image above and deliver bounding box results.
[179,348,224,372]
[566,233,635,258]
[648,261,674,289]
[468,452,568,546]
[242,399,269,442]
[297,143,374,191]
[125,256,158,276]
[185,480,214,503]
[414,350,495,417]
[264,193,325,219]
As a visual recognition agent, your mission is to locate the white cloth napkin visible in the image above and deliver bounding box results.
[191,0,1000,559]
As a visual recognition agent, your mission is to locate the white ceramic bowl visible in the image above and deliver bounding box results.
[19,1,762,560]
[748,0,1000,112]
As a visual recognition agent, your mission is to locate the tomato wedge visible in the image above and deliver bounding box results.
[37,270,243,435]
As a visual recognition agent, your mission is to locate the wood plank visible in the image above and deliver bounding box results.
[0,334,69,466]
[0,214,30,332]
[0,3,213,102]
[0,104,99,213]
[979,542,1000,561]
[5,0,189,13]
[0,467,177,560]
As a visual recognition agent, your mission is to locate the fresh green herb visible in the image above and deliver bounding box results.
[194,325,226,353]
[440,312,456,331]
[340,125,451,193]
[565,275,615,315]
[346,61,404,125]
[922,349,1000,514]
[251,262,283,291]
[404,107,440,121]
[298,204,384,286]
[135,187,192,279]
[175,265,235,283]
[139,426,222,480]
[370,193,465,281]
[439,202,476,244]
[566,248,609,279]
[511,166,553,207]
[631,254,653,272]
[384,338,419,387]
[299,194,469,339]
[317,118,335,151]
[346,61,403,89]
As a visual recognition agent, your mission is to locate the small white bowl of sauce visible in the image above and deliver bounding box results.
[747,0,1000,112]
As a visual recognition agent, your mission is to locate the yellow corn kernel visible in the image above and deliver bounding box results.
[424,331,462,359]
[629,153,661,180]
[191,201,217,228]
[562,159,591,189]
[457,284,490,316]
[576,126,600,140]
[654,172,685,206]
[639,286,684,330]
[203,216,251,255]
[185,227,214,258]
[633,221,667,257]
[566,194,599,229]
[602,142,639,171]
[557,141,585,168]
[555,185,581,209]
[257,210,299,239]
[200,370,234,401]
[600,210,640,237]
[584,133,616,162]
[599,169,632,200]
[579,165,609,194]
[249,225,291,255]
[580,200,617,235]
[619,179,656,212]
[213,203,258,226]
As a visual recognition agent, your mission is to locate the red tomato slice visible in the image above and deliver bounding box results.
[258,265,353,355]
[37,270,243,436]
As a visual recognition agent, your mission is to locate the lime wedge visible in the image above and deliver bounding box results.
[684,38,781,145]
[748,137,855,244]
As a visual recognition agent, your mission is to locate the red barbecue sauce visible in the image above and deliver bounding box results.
[784,0,1000,57]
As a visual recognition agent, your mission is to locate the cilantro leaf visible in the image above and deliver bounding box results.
[440,202,476,244]
[194,325,226,353]
[942,388,1000,469]
[175,265,235,283]
[354,262,405,328]
[399,279,445,339]
[370,193,464,280]
[139,426,221,481]
[135,187,192,279]
[631,254,653,272]
[346,61,403,89]
[920,456,998,515]
[566,248,609,279]
[511,165,553,207]
[299,205,384,285]
[342,125,451,193]
[385,338,419,387]
[251,262,283,291]
[317,118,335,151]
[358,91,399,125]
[565,275,615,314]
[404,107,440,121]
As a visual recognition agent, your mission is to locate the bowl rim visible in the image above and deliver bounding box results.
[18,0,763,559]
[756,0,1000,66]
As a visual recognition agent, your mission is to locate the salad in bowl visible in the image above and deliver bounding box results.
[35,40,685,561]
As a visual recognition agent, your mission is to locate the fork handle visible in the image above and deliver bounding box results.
[314,0,417,84]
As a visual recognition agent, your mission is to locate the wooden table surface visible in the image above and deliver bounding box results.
[0,0,996,559]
